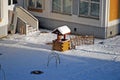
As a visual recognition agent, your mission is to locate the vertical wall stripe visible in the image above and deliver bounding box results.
[109,0,120,21]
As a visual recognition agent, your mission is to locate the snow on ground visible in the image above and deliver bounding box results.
[0,30,120,80]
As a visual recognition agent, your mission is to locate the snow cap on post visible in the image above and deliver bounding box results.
[52,25,71,35]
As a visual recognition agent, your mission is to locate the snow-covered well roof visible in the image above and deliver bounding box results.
[52,25,71,35]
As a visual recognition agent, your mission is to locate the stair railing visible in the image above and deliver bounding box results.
[15,6,39,31]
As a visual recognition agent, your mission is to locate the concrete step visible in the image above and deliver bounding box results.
[26,25,37,35]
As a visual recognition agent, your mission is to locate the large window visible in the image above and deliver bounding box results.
[28,0,43,9]
[28,0,44,12]
[52,0,72,15]
[79,0,100,19]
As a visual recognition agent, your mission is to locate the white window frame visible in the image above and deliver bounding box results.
[0,0,2,20]
[52,0,73,15]
[79,0,100,19]
[28,0,44,9]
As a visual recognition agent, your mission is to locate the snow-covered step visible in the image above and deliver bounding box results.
[26,25,37,35]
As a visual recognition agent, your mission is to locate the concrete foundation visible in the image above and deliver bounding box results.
[37,17,106,38]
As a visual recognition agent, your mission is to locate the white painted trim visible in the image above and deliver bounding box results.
[0,0,8,26]
[0,0,1,19]
[0,0,3,18]
[108,19,120,27]
[0,0,3,19]
[104,0,110,27]
[100,0,104,27]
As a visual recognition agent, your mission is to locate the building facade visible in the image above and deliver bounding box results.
[0,0,8,38]
[0,0,18,38]
[0,0,120,38]
[21,0,120,38]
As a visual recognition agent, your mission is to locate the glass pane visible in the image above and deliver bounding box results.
[91,0,100,2]
[8,0,11,5]
[52,0,61,12]
[29,0,35,8]
[90,3,99,17]
[79,2,89,15]
[63,0,72,14]
[36,0,42,8]
[13,0,18,4]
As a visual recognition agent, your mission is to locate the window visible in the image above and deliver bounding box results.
[13,0,17,4]
[28,0,43,9]
[28,0,43,12]
[8,0,11,5]
[79,0,100,19]
[8,0,17,5]
[52,0,72,15]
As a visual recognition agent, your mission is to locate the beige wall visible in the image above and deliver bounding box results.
[0,0,8,26]
[0,0,8,38]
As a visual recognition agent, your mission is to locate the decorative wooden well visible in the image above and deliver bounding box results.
[52,25,71,51]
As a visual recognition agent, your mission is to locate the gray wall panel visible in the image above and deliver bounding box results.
[37,17,106,38]
[106,24,120,38]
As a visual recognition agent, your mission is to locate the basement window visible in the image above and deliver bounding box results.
[28,0,44,12]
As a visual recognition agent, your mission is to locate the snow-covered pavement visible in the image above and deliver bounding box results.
[0,31,120,80]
